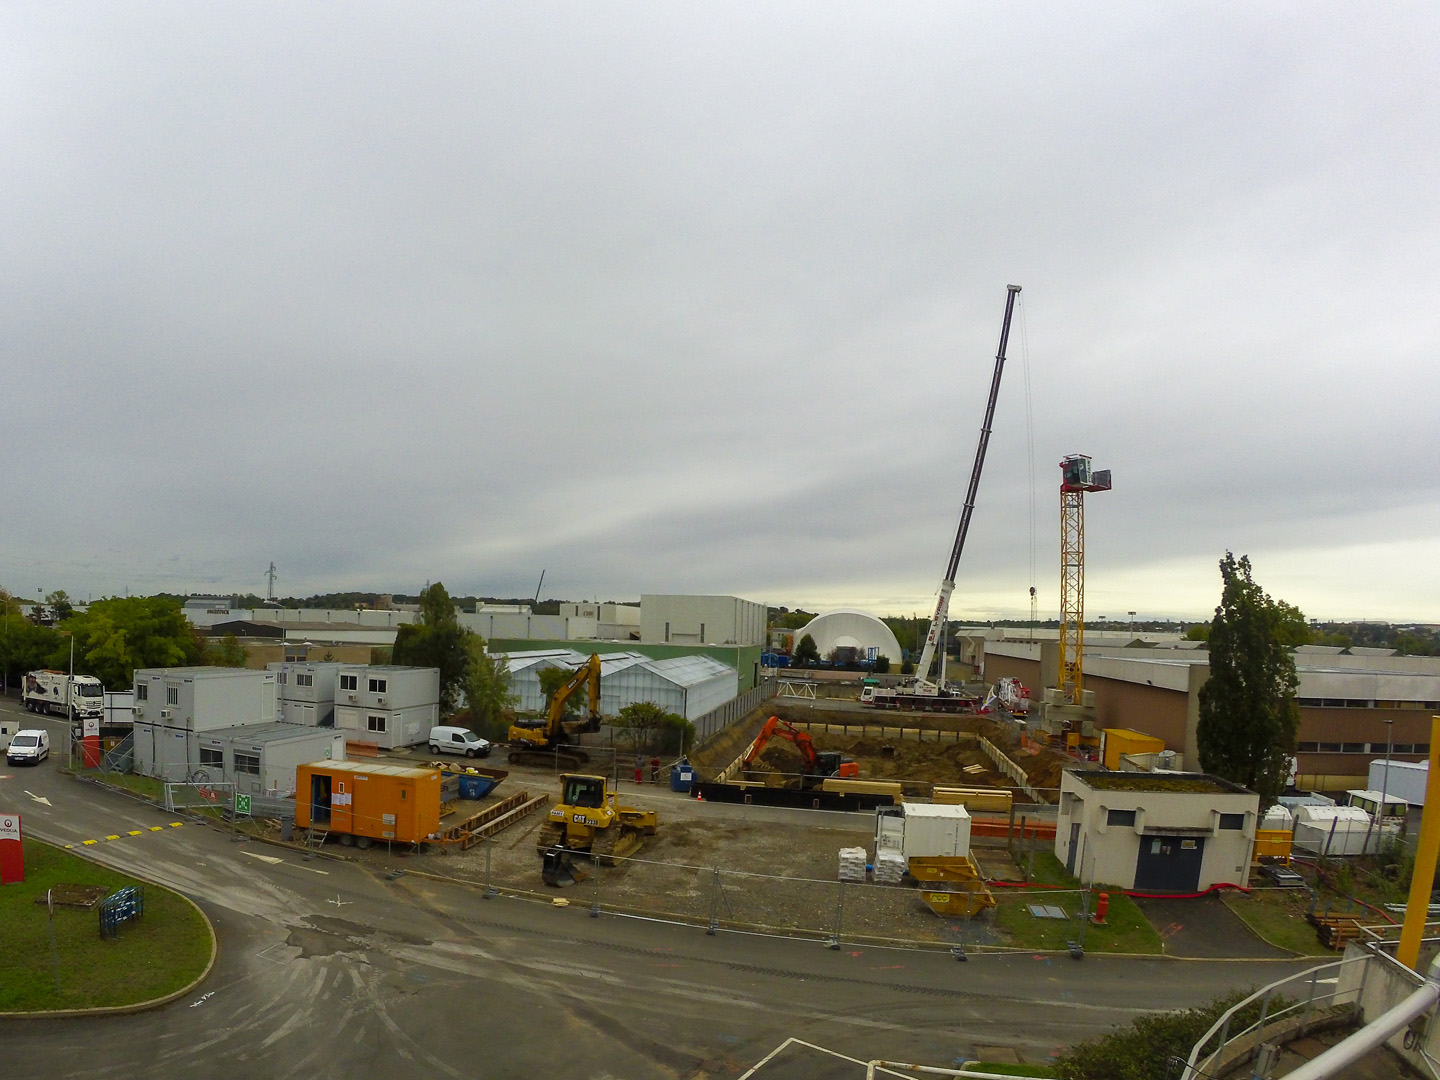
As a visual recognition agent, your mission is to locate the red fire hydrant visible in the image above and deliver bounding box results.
[1092,892,1109,925]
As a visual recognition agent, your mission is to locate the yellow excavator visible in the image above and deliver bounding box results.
[507,654,603,769]
[537,772,657,869]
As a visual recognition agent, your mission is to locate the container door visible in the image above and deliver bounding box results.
[331,779,353,833]
[309,773,331,825]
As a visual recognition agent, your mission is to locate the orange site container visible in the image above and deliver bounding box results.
[295,761,442,843]
[1100,728,1166,771]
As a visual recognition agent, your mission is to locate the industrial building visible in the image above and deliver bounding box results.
[1055,770,1259,893]
[194,722,346,797]
[498,649,739,721]
[331,664,440,750]
[980,634,1440,792]
[640,594,766,647]
[268,661,343,726]
[132,667,279,781]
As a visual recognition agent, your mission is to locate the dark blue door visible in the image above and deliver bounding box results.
[1134,835,1204,892]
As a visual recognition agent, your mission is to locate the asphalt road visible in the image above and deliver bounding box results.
[0,698,1315,1079]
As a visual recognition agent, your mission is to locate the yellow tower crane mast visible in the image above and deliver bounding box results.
[1058,455,1111,703]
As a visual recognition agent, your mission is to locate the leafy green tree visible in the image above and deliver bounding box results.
[1057,990,1255,1080]
[46,590,75,621]
[794,634,820,665]
[872,655,891,674]
[614,701,693,754]
[392,582,469,713]
[204,633,249,668]
[462,636,518,740]
[57,596,202,688]
[1185,623,1210,642]
[1197,553,1301,804]
[537,666,577,715]
[1273,600,1312,648]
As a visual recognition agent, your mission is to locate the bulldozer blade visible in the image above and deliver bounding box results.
[541,845,579,888]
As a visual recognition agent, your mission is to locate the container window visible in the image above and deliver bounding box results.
[368,678,387,694]
[234,753,260,775]
[166,685,179,705]
[200,748,223,768]
[136,684,148,702]
[340,674,358,691]
[367,715,387,733]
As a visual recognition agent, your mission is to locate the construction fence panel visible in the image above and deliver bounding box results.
[597,853,715,926]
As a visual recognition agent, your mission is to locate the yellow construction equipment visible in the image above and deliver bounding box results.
[537,773,657,885]
[907,855,996,918]
[507,654,602,769]
[1058,454,1112,703]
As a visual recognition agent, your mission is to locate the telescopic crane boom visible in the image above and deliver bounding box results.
[912,285,1021,689]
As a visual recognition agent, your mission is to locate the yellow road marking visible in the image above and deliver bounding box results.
[149,826,163,832]
[169,822,182,828]
[128,830,142,836]
[105,835,120,840]
[83,839,97,845]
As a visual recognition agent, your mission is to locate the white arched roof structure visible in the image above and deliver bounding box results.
[796,610,904,663]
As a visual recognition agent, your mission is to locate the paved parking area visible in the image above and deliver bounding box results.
[1134,894,1291,958]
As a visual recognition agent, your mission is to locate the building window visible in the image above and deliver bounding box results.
[199,747,223,768]
[1318,742,1341,752]
[340,674,358,691]
[1106,809,1137,827]
[136,684,148,702]
[1296,742,1319,752]
[297,673,313,687]
[234,753,260,775]
[166,686,179,706]
[367,715,387,733]
[1218,813,1245,830]
[368,678,387,694]
[1342,743,1365,753]
[1417,744,1431,755]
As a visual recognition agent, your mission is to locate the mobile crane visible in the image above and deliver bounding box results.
[742,715,859,787]
[507,653,603,769]
[862,284,1021,713]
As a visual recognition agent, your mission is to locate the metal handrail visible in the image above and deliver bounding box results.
[1184,955,1366,1079]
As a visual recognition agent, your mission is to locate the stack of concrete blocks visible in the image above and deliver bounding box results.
[874,850,907,884]
[838,847,868,883]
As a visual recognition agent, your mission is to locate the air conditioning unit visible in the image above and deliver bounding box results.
[347,693,357,702]
[378,698,388,707]
[160,709,173,720]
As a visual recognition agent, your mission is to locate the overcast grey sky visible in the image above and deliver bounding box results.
[3,5,1437,622]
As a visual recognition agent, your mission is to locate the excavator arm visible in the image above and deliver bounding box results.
[547,654,603,738]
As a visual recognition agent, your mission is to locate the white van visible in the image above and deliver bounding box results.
[428,726,491,758]
[8,729,50,766]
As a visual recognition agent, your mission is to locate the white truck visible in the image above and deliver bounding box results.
[22,669,104,722]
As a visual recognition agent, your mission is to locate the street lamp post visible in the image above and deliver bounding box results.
[1377,717,1395,837]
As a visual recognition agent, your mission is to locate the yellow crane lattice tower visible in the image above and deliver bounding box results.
[1058,456,1111,704]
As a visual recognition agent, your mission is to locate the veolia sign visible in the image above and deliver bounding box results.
[0,812,23,884]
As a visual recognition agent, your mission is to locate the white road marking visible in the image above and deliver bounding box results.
[189,991,215,1008]
[242,851,285,865]
[23,790,51,805]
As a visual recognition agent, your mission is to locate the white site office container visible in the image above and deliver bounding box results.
[874,803,972,860]
[268,661,343,726]
[331,665,439,749]
[1367,759,1429,806]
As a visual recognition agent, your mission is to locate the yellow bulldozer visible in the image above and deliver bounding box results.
[538,773,657,886]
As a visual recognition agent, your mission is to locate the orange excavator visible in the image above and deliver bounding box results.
[742,715,859,787]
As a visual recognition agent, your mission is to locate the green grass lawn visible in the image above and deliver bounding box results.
[77,769,165,802]
[971,1063,1060,1077]
[992,852,1164,954]
[1220,887,1334,956]
[0,838,213,1011]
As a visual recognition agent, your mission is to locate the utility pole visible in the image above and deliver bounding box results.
[265,562,278,603]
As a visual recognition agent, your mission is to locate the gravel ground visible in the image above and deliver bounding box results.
[324,758,1015,948]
